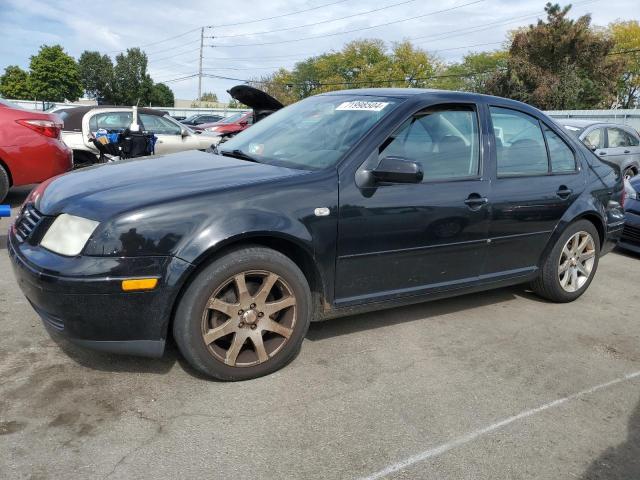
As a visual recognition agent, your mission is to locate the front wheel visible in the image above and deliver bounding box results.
[531,220,600,302]
[173,246,312,381]
[623,167,637,181]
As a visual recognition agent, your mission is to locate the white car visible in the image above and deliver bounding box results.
[56,106,220,166]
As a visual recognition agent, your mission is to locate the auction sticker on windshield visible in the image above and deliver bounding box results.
[336,101,389,111]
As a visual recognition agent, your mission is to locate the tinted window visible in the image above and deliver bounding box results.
[584,128,603,149]
[89,112,132,132]
[490,107,548,176]
[140,114,182,135]
[543,126,576,172]
[380,106,480,180]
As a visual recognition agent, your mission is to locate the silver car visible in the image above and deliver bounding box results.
[555,119,640,180]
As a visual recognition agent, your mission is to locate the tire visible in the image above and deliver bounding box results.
[173,246,312,381]
[0,164,9,203]
[531,220,600,303]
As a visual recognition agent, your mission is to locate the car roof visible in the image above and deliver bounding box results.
[316,88,538,111]
[56,106,167,131]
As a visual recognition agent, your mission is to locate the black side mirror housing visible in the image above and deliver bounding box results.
[371,156,423,184]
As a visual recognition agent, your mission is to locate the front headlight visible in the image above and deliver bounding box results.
[40,214,100,256]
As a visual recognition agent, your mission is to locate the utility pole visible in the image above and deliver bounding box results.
[198,26,204,103]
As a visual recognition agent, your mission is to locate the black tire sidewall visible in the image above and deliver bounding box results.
[0,165,9,203]
[173,246,311,381]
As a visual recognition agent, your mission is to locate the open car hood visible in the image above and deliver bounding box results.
[228,85,283,112]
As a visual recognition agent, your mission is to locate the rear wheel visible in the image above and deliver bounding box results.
[531,220,600,302]
[0,165,9,203]
[173,246,311,381]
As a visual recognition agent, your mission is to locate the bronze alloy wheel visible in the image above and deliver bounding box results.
[557,231,596,293]
[201,270,297,367]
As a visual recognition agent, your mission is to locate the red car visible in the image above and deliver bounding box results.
[193,85,283,139]
[0,99,72,202]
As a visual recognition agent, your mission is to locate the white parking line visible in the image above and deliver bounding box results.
[358,370,640,480]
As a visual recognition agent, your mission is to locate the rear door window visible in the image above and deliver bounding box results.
[543,126,576,173]
[607,127,633,148]
[490,107,548,176]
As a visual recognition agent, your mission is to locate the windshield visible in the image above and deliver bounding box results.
[220,112,245,124]
[221,95,401,170]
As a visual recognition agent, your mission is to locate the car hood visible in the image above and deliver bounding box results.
[36,150,306,221]
[228,85,283,112]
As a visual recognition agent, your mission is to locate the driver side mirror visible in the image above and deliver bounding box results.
[586,143,597,152]
[371,156,423,184]
[181,127,189,138]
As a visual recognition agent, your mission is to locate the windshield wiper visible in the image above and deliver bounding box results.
[219,149,260,163]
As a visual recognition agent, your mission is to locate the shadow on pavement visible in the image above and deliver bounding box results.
[582,398,640,480]
[307,285,522,341]
[49,329,178,375]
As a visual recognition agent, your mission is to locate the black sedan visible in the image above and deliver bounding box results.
[8,89,625,381]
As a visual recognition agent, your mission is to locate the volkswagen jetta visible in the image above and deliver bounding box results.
[8,89,625,380]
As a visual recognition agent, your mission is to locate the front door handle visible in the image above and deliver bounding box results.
[556,186,573,199]
[624,150,631,154]
[464,195,488,210]
[598,151,606,156]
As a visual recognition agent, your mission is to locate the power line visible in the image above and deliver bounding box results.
[106,27,207,54]
[214,0,423,39]
[214,0,350,28]
[210,0,485,48]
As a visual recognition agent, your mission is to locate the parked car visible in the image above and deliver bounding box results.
[8,89,625,381]
[195,85,284,138]
[170,115,186,122]
[57,106,220,166]
[0,99,72,202]
[555,119,640,180]
[620,177,640,253]
[180,113,224,126]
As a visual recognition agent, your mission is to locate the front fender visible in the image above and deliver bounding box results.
[177,209,315,264]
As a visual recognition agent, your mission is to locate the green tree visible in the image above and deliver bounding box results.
[609,20,640,108]
[200,91,218,102]
[0,65,32,99]
[250,39,440,104]
[29,45,82,102]
[434,50,508,92]
[150,83,175,107]
[112,48,153,105]
[486,3,624,109]
[78,50,114,101]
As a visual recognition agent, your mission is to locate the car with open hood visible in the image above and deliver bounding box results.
[8,89,625,381]
[195,85,283,138]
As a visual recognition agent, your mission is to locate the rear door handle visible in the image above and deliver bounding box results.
[556,186,573,199]
[624,150,631,154]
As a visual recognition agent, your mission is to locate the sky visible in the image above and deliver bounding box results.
[0,0,636,102]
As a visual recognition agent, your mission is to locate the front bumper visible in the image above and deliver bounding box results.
[619,206,640,254]
[8,232,193,357]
